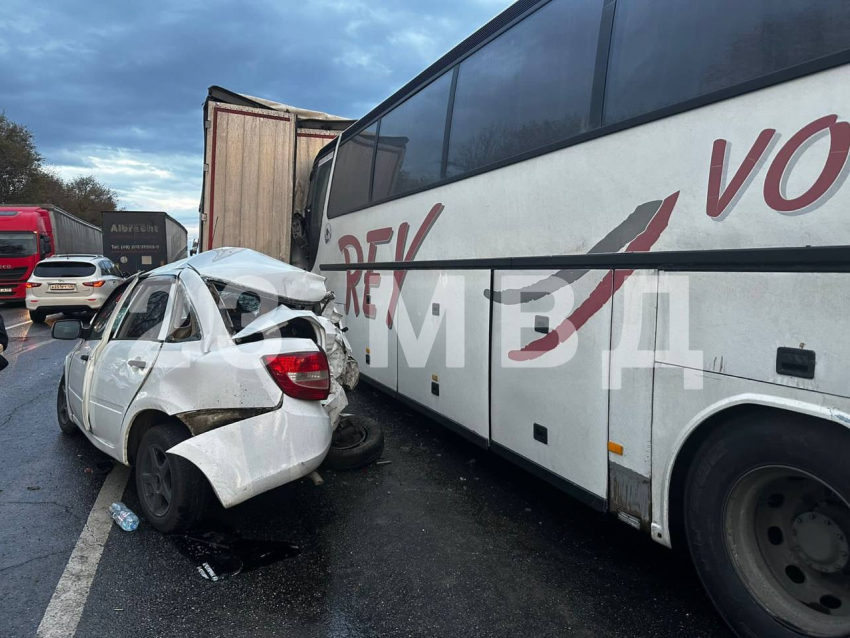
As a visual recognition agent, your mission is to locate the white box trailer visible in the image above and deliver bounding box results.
[198,86,353,263]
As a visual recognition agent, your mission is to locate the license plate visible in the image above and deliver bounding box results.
[0,287,12,294]
[49,284,76,291]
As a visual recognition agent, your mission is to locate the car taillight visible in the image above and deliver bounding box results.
[83,281,105,288]
[26,282,41,288]
[263,351,330,401]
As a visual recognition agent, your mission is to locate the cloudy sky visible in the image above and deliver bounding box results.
[0,0,512,240]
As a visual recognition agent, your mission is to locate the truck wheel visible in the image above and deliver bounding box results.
[685,411,850,638]
[322,415,385,471]
[135,422,209,534]
[56,376,77,435]
[30,310,46,324]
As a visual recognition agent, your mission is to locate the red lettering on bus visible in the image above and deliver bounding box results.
[386,203,445,328]
[338,234,364,316]
[706,129,776,219]
[363,227,394,319]
[763,114,850,213]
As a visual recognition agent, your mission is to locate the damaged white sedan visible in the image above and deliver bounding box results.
[51,248,365,532]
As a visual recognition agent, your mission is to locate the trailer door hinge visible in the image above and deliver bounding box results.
[203,163,210,173]
[204,120,212,129]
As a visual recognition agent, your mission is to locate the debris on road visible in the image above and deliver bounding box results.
[109,502,139,531]
[172,527,300,582]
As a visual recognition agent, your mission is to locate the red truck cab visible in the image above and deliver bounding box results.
[0,207,54,302]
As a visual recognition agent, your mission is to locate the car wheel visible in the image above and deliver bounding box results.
[685,411,850,638]
[56,375,77,435]
[29,310,46,323]
[135,422,209,534]
[322,415,385,471]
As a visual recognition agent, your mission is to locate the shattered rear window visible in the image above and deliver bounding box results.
[205,279,317,336]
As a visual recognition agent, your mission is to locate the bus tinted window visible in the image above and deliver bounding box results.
[372,72,453,200]
[604,0,850,124]
[446,0,603,177]
[327,124,377,218]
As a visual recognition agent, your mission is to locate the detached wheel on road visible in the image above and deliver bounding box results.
[685,411,850,638]
[29,310,46,324]
[135,422,209,534]
[322,415,385,471]
[56,375,77,435]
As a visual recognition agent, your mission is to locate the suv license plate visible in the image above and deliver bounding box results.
[49,284,75,291]
[0,287,12,294]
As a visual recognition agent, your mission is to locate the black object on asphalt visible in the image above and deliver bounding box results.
[172,527,301,582]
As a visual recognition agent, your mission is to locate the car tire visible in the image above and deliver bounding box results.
[322,415,385,471]
[56,375,77,435]
[29,310,46,324]
[684,410,850,638]
[135,422,209,534]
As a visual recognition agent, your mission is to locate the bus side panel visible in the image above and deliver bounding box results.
[608,271,659,527]
[341,269,398,392]
[656,272,850,399]
[490,269,613,500]
[396,270,490,441]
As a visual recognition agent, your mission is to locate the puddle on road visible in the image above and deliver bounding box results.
[172,528,301,582]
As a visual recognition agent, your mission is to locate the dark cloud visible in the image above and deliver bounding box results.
[0,0,512,235]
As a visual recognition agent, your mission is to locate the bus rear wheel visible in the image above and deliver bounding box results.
[685,412,850,638]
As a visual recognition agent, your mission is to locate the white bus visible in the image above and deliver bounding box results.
[300,1,850,635]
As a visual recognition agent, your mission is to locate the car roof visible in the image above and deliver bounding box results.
[151,247,329,303]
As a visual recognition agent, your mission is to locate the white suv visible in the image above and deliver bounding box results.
[26,254,125,323]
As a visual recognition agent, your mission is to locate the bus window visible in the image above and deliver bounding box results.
[604,0,850,124]
[327,124,377,218]
[372,71,453,201]
[446,0,602,177]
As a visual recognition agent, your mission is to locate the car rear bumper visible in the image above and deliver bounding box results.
[26,293,107,312]
[167,398,332,508]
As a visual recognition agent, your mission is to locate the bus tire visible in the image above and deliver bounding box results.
[30,310,46,324]
[135,422,209,534]
[684,411,850,638]
[322,415,385,471]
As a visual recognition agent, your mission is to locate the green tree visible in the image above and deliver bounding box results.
[0,112,43,202]
[0,113,120,226]
[57,175,119,226]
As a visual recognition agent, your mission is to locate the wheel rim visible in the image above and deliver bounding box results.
[332,422,368,451]
[139,444,174,517]
[57,385,70,426]
[725,466,850,636]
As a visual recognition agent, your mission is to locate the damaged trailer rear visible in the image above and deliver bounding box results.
[198,86,353,264]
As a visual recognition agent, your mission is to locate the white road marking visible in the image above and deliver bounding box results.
[6,320,32,330]
[36,464,131,638]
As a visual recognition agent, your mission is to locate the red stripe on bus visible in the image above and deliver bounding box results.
[508,191,679,362]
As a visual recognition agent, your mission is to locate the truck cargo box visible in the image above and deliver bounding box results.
[102,211,188,273]
[198,86,353,262]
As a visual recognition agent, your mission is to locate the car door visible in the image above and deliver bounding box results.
[66,282,131,425]
[87,276,174,445]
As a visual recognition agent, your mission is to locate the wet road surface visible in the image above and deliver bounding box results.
[0,303,733,638]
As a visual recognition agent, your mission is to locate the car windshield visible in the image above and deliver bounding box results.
[33,262,97,278]
[0,232,37,256]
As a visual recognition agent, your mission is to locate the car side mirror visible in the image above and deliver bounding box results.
[52,319,83,341]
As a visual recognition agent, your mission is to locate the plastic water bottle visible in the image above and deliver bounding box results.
[109,502,139,531]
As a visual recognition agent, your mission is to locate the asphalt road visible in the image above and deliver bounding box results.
[0,302,733,638]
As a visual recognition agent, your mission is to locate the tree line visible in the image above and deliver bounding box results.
[0,112,119,227]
